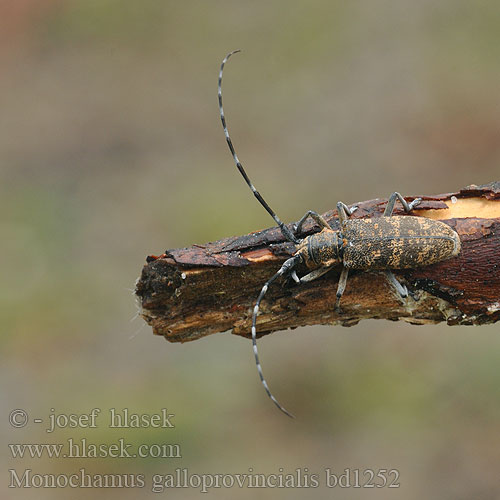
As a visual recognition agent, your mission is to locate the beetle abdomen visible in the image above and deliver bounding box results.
[343,217,461,270]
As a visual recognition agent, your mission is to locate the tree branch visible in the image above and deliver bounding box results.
[135,182,500,342]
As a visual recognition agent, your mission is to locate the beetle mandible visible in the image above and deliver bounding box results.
[218,50,461,418]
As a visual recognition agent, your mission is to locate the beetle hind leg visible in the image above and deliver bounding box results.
[384,192,422,216]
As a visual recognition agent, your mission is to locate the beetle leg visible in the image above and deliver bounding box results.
[296,265,333,284]
[384,192,422,216]
[293,210,330,236]
[335,267,349,310]
[408,198,422,211]
[336,202,358,225]
[385,271,408,301]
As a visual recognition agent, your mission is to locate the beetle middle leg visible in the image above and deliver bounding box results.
[384,192,422,217]
[385,270,408,302]
[337,202,358,225]
[335,267,349,310]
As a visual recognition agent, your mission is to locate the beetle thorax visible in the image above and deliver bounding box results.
[296,228,342,268]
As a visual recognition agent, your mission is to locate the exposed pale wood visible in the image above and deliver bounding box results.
[135,182,500,343]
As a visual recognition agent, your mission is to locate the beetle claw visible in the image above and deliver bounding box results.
[409,198,422,210]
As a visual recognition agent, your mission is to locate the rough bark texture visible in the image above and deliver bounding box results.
[135,182,500,343]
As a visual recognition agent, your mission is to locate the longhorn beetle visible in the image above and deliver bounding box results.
[218,50,461,418]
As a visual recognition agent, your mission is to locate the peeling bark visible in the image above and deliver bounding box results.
[135,182,500,342]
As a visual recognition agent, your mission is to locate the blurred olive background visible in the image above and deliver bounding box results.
[1,1,500,499]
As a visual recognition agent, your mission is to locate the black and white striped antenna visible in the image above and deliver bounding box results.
[217,50,299,245]
[218,50,297,417]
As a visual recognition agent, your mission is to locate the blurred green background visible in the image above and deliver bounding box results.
[1,1,499,499]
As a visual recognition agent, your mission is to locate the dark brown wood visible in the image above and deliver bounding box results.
[135,182,500,342]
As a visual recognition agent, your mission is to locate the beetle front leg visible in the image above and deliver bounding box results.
[294,265,333,284]
[384,192,422,217]
[335,267,349,310]
[293,210,330,236]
